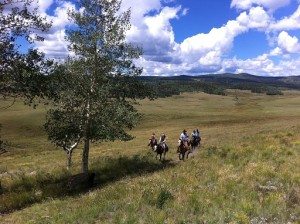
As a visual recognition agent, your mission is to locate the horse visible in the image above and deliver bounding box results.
[156,142,168,160]
[177,140,191,160]
[148,138,157,151]
[190,136,201,152]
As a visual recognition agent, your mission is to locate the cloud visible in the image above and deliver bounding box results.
[29,0,300,77]
[269,31,300,57]
[34,29,70,59]
[179,20,247,65]
[221,54,284,76]
[33,1,76,59]
[135,57,188,76]
[125,4,184,64]
[177,6,272,71]
[277,31,300,54]
[121,0,161,27]
[35,0,181,60]
[269,5,300,31]
[30,0,54,14]
[269,47,283,56]
[236,6,271,29]
[131,1,299,76]
[221,53,300,77]
[230,0,291,11]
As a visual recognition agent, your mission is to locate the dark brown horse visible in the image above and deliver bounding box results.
[148,138,157,151]
[156,143,168,160]
[190,136,201,152]
[177,140,191,160]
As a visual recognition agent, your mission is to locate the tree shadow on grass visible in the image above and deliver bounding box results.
[0,152,176,214]
[91,154,175,189]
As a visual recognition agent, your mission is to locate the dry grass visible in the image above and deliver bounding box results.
[1,90,300,223]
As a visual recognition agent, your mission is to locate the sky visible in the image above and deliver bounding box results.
[18,0,300,76]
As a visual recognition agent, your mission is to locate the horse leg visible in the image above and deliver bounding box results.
[179,152,182,160]
[187,147,193,159]
[156,152,161,160]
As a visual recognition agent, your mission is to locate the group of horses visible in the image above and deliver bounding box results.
[148,135,201,160]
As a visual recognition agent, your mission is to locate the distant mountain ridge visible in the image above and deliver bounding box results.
[196,73,300,89]
[140,73,300,90]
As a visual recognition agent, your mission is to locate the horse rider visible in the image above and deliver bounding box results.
[179,129,189,148]
[191,130,197,138]
[191,129,201,145]
[148,132,156,146]
[159,133,167,151]
[196,129,201,142]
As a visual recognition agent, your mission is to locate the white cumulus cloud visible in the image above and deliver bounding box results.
[269,5,300,31]
[231,0,291,11]
[28,0,300,77]
[277,31,300,54]
[125,4,184,64]
[236,6,271,29]
[33,1,76,59]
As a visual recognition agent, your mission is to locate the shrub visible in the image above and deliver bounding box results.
[156,188,173,209]
[265,88,283,95]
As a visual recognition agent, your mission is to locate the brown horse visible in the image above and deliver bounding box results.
[177,140,191,160]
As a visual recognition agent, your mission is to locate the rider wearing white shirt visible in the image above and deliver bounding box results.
[180,129,189,147]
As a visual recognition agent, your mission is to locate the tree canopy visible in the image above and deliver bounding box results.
[44,0,151,172]
[0,0,52,104]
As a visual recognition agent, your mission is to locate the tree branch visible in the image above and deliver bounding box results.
[0,97,16,109]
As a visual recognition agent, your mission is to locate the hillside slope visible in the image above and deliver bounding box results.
[1,91,300,223]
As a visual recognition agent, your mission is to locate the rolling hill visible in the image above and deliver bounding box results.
[140,73,300,97]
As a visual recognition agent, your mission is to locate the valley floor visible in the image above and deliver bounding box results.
[1,90,300,223]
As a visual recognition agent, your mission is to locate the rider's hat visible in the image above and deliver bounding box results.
[183,129,187,133]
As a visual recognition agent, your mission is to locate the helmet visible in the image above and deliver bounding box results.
[183,129,187,133]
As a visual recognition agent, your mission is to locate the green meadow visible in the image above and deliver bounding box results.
[1,90,300,223]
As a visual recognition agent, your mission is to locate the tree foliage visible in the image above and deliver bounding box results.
[0,0,53,104]
[44,0,151,172]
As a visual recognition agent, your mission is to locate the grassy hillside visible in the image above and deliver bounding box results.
[1,90,300,223]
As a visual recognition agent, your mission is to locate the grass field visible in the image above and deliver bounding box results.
[1,90,300,223]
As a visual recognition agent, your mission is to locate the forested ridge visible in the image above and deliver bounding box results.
[141,73,300,97]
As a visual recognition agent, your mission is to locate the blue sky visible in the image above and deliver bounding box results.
[17,0,300,76]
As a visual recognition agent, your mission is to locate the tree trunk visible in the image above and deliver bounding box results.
[67,150,72,170]
[82,138,90,173]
